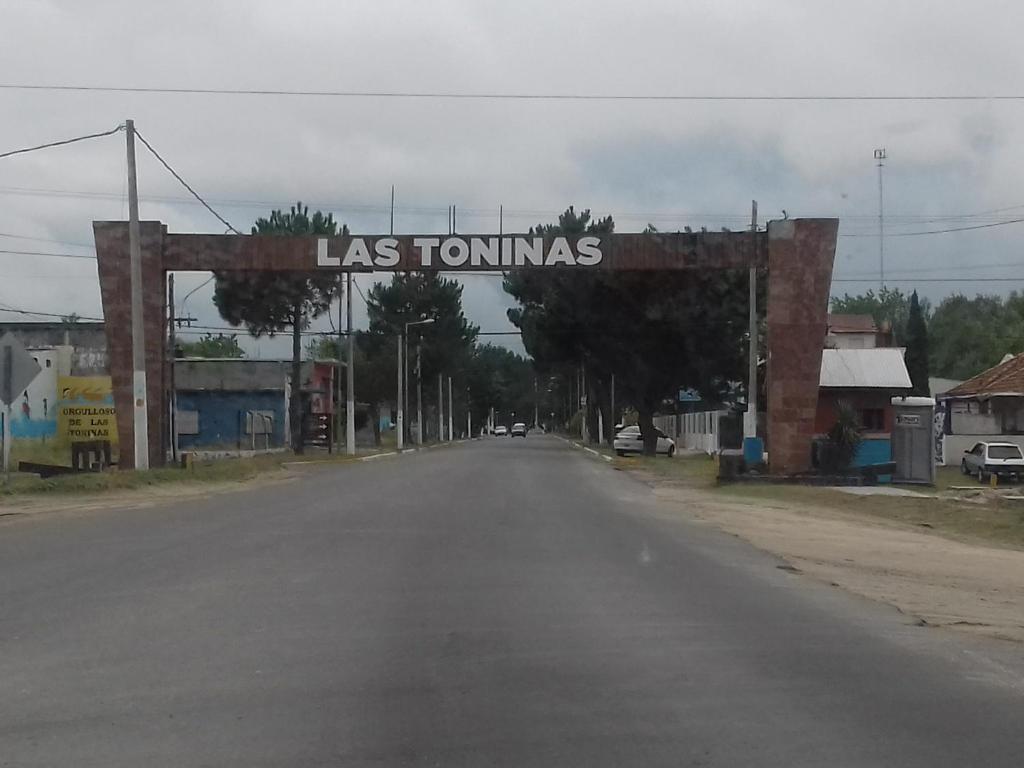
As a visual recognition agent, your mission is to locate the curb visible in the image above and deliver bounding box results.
[553,434,614,463]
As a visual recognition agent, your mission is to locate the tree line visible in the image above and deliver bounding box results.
[831,287,1024,383]
[199,202,758,455]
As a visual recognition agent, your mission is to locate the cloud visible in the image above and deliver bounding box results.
[3,0,1024,350]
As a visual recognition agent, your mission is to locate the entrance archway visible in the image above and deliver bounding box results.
[93,218,838,473]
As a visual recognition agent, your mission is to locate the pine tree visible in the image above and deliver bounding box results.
[905,290,930,396]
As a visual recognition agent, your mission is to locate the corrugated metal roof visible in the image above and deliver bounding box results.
[819,348,912,389]
[945,353,1024,398]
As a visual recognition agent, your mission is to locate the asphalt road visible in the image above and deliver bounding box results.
[1,435,1023,767]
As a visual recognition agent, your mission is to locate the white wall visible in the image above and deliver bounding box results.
[657,410,727,455]
[941,434,1024,466]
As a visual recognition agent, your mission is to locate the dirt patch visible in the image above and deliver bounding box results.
[646,479,1024,644]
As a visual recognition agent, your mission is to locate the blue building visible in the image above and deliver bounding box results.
[175,358,334,450]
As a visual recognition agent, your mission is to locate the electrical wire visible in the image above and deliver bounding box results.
[0,248,96,260]
[3,84,1024,101]
[0,124,124,160]
[841,216,1024,237]
[131,128,242,235]
[0,231,95,249]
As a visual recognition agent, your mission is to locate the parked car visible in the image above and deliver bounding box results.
[961,441,1024,482]
[613,425,675,457]
[510,422,528,437]
[494,425,508,436]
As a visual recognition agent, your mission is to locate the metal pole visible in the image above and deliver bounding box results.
[437,372,444,442]
[168,274,178,463]
[396,334,404,450]
[533,376,539,429]
[403,333,409,446]
[875,148,886,291]
[390,185,395,237]
[447,376,453,441]
[342,284,350,454]
[416,340,423,445]
[610,373,616,429]
[2,345,11,480]
[346,273,355,455]
[745,200,758,439]
[467,390,472,438]
[126,119,149,470]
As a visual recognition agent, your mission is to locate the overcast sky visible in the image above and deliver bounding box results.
[2,0,1023,358]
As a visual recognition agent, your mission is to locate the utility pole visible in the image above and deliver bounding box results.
[416,340,423,445]
[437,372,444,442]
[533,377,539,428]
[396,334,404,450]
[346,274,355,455]
[467,388,472,438]
[875,148,886,291]
[342,282,350,454]
[610,373,616,429]
[125,119,149,470]
[447,376,453,441]
[168,274,178,463]
[2,346,11,481]
[745,200,758,439]
[390,185,395,238]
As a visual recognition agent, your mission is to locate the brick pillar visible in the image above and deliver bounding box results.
[95,221,167,468]
[766,219,838,474]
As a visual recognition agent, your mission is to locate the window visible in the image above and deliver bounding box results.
[988,445,1023,460]
[246,410,275,435]
[861,408,885,431]
[45,359,51,368]
[176,410,199,435]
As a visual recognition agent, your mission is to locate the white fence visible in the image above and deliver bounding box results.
[654,410,727,455]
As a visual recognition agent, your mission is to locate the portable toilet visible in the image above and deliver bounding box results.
[890,396,936,484]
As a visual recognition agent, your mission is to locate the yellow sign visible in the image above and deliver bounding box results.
[57,376,118,446]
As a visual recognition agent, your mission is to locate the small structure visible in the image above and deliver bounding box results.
[816,348,913,472]
[174,358,337,451]
[936,354,1024,464]
[891,396,936,484]
[826,313,879,349]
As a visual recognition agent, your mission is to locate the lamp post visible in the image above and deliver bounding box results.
[404,318,435,447]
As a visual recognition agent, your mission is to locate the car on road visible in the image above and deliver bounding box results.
[510,422,528,437]
[613,425,675,457]
[494,425,508,436]
[961,441,1024,482]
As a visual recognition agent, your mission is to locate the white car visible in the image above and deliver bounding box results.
[494,425,508,436]
[613,425,675,457]
[510,422,528,437]
[961,441,1024,482]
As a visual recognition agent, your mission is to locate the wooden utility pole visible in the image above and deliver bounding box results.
[125,119,149,469]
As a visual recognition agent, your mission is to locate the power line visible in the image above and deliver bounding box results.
[841,216,1024,237]
[0,304,102,321]
[3,84,1024,102]
[0,248,96,260]
[0,124,123,160]
[131,127,242,235]
[0,231,95,249]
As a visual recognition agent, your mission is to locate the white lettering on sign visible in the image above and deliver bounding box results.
[414,237,439,266]
[374,237,400,267]
[342,239,373,268]
[316,236,605,269]
[470,237,500,267]
[317,238,338,267]
[440,237,469,267]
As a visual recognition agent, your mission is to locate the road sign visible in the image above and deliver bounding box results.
[678,388,701,403]
[0,332,41,406]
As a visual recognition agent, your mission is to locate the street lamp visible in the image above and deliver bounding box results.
[400,318,435,447]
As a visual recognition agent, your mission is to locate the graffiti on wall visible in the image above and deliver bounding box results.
[56,376,118,447]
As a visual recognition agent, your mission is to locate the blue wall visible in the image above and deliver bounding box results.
[855,437,892,483]
[177,391,286,449]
